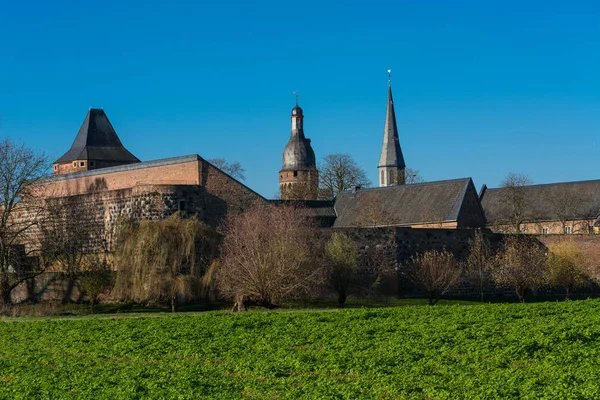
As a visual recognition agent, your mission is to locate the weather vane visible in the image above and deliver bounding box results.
[387,69,392,87]
[293,90,298,105]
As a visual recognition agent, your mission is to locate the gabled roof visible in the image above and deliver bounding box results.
[481,179,600,225]
[55,109,140,164]
[378,86,405,169]
[333,178,474,228]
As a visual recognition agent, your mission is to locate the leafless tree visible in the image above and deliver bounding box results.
[208,158,246,181]
[405,168,424,184]
[325,232,358,307]
[0,138,50,305]
[466,229,493,302]
[215,202,324,311]
[318,153,371,200]
[546,185,588,234]
[499,172,533,233]
[492,236,547,302]
[406,249,462,305]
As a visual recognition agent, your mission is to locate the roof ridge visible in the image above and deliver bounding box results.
[485,178,600,191]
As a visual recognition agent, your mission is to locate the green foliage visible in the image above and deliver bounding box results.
[325,233,358,307]
[2,301,600,398]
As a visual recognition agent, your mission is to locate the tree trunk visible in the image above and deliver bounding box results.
[338,291,347,308]
[516,286,525,303]
[90,299,95,314]
[171,295,178,313]
[565,286,571,301]
[0,276,10,306]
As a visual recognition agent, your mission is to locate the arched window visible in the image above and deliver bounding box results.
[380,170,385,185]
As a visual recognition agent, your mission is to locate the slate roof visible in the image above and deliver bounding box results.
[378,86,405,169]
[481,179,600,225]
[333,178,474,228]
[55,109,140,164]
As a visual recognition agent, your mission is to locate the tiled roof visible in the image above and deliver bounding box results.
[333,178,473,228]
[481,179,600,225]
[55,109,140,164]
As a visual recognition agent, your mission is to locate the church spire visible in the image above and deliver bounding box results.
[378,70,406,187]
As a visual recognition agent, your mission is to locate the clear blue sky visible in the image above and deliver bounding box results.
[1,0,599,197]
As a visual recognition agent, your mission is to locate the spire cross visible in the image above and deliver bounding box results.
[387,69,392,87]
[293,91,298,105]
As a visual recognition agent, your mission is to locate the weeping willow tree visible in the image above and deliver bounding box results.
[113,214,220,310]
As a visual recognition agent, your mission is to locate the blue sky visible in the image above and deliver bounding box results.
[1,0,599,197]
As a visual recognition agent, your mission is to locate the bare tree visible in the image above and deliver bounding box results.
[318,153,371,200]
[215,203,324,311]
[113,214,219,311]
[546,185,588,234]
[492,236,547,302]
[547,240,590,300]
[405,168,424,184]
[499,172,533,233]
[466,229,493,302]
[407,249,462,305]
[325,232,358,307]
[208,158,246,181]
[0,138,49,305]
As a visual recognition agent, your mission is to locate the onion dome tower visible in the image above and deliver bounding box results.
[279,96,319,200]
[378,70,406,187]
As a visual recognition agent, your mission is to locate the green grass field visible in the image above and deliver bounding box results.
[1,300,600,399]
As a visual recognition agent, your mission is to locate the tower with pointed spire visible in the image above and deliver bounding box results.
[53,109,140,175]
[378,71,406,187]
[279,98,319,200]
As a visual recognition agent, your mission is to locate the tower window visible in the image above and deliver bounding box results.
[565,226,572,234]
[293,171,298,177]
[542,227,548,235]
[90,161,95,167]
[80,161,85,167]
[73,162,77,167]
[380,170,384,185]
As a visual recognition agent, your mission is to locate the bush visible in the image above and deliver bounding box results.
[215,203,324,311]
[407,249,462,305]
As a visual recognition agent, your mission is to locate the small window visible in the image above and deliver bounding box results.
[520,225,527,233]
[293,171,298,177]
[73,162,77,167]
[178,200,186,211]
[565,226,572,234]
[80,161,85,167]
[90,161,95,167]
[53,165,58,170]
[542,227,549,235]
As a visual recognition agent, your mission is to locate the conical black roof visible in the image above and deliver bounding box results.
[378,86,405,168]
[55,109,140,164]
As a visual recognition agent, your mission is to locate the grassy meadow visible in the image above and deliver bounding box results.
[1,299,600,399]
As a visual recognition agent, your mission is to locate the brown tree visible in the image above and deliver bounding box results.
[492,236,547,302]
[208,158,246,181]
[78,253,113,313]
[405,168,424,184]
[407,249,462,305]
[466,229,493,302]
[0,138,49,305]
[546,185,588,234]
[499,173,533,233]
[318,153,371,200]
[215,203,324,311]
[113,214,219,311]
